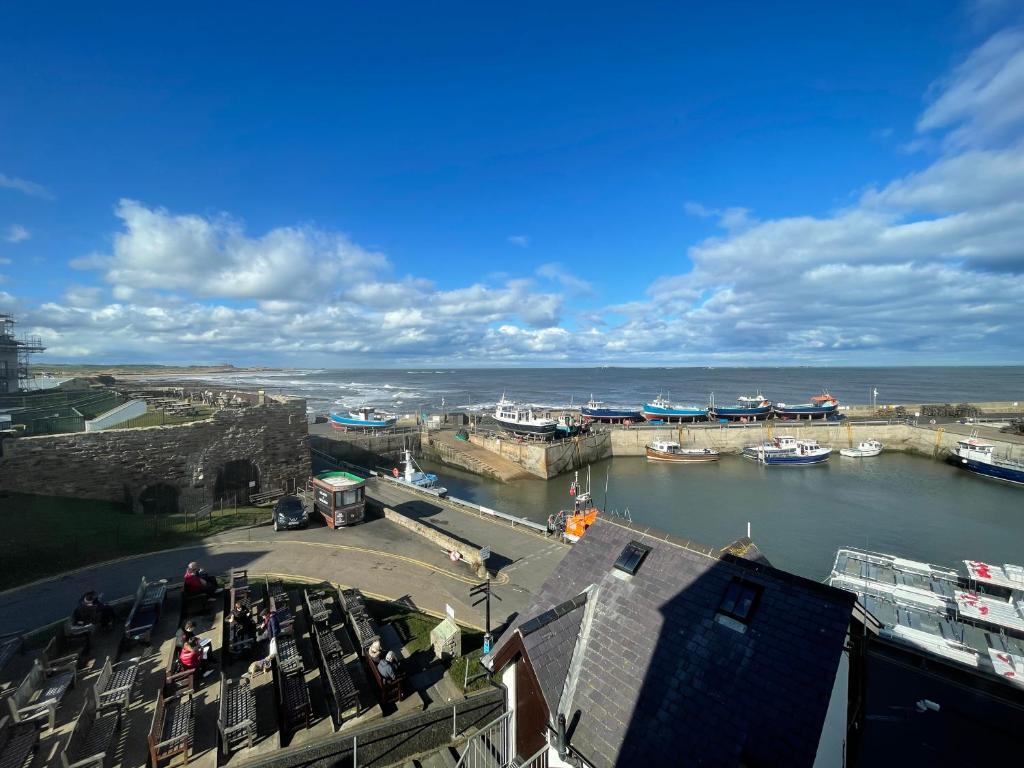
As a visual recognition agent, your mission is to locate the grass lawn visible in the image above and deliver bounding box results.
[112,405,215,429]
[0,491,267,591]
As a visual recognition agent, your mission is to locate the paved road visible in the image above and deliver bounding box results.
[0,487,567,635]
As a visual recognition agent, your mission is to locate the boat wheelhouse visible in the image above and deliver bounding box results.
[773,393,840,420]
[491,395,557,439]
[946,437,1024,486]
[580,396,643,423]
[710,393,772,422]
[641,394,708,423]
[329,406,397,430]
[645,440,719,463]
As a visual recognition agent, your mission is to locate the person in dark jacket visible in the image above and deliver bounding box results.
[72,591,114,628]
[175,619,197,649]
[377,651,399,681]
[257,608,280,643]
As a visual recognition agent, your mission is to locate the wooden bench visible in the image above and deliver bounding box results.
[123,577,167,648]
[275,668,310,735]
[0,715,39,768]
[321,650,361,723]
[265,579,294,635]
[93,658,139,711]
[41,623,89,672]
[6,659,76,729]
[338,588,380,654]
[164,640,195,694]
[226,570,257,659]
[147,689,194,768]
[364,654,403,705]
[60,698,121,768]
[303,589,333,625]
[217,675,256,756]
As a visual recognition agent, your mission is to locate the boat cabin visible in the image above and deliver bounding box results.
[797,439,822,454]
[310,471,366,529]
[649,440,682,453]
[773,436,798,449]
[737,394,769,408]
[955,439,995,463]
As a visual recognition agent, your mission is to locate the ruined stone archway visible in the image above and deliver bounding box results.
[215,459,261,505]
[139,483,180,515]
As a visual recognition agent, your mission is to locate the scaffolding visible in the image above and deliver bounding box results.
[0,313,46,394]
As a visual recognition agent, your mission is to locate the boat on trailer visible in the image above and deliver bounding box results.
[710,392,772,422]
[580,396,643,423]
[840,439,883,458]
[946,437,1024,486]
[548,468,600,543]
[773,393,839,420]
[641,394,708,423]
[329,406,397,430]
[645,440,719,463]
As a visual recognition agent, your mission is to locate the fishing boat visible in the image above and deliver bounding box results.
[580,396,643,423]
[840,439,883,458]
[946,437,1024,486]
[742,435,831,465]
[491,395,557,439]
[390,449,447,498]
[329,406,397,430]
[645,440,719,463]
[547,468,600,543]
[641,394,708,423]
[709,393,772,422]
[773,393,839,420]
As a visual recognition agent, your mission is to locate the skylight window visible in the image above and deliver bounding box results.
[613,541,651,575]
[717,578,762,626]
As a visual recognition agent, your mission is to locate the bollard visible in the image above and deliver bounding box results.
[452,702,458,739]
[353,734,357,767]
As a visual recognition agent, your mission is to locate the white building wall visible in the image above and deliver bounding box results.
[502,661,517,757]
[84,399,146,432]
[813,647,849,768]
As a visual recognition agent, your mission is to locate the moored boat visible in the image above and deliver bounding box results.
[641,394,708,423]
[773,393,839,420]
[547,468,600,543]
[491,395,557,439]
[645,440,719,463]
[580,396,643,423]
[390,449,447,498]
[840,439,883,458]
[329,406,397,429]
[710,393,772,422]
[946,437,1024,486]
[743,435,831,465]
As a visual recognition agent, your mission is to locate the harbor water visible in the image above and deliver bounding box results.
[422,452,1024,583]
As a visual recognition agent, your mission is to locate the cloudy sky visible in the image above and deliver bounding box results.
[2,2,1024,366]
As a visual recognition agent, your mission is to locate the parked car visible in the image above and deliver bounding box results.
[272,495,308,532]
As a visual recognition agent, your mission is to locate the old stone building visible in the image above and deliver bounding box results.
[0,394,310,513]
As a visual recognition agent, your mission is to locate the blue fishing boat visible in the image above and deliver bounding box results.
[329,406,397,430]
[743,436,831,465]
[580,396,643,423]
[641,394,708,423]
[946,438,1024,486]
[773,393,840,420]
[710,393,772,422]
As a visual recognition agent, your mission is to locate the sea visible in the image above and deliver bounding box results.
[152,365,1024,416]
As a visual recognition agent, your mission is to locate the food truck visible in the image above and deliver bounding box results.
[310,471,366,528]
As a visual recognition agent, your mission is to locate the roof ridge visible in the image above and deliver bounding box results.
[557,583,600,727]
[598,517,719,560]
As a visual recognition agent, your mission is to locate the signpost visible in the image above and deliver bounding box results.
[470,578,500,656]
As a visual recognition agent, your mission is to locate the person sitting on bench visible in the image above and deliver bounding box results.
[175,619,198,649]
[72,590,115,629]
[179,637,213,678]
[228,601,257,654]
[377,651,399,681]
[183,562,217,599]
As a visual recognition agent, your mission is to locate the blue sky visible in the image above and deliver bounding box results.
[2,1,1024,365]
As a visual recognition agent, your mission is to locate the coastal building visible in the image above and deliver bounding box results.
[483,518,870,767]
[0,313,45,394]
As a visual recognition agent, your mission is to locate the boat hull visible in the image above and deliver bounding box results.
[743,447,831,464]
[773,404,838,419]
[840,447,882,458]
[946,455,1024,486]
[330,413,397,429]
[711,406,772,421]
[581,408,643,422]
[646,446,719,462]
[641,405,708,422]
[493,418,557,438]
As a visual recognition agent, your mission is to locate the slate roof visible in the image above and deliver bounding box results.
[488,518,856,768]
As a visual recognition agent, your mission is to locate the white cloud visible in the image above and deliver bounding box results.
[536,263,593,295]
[507,235,530,247]
[4,225,30,243]
[0,173,53,199]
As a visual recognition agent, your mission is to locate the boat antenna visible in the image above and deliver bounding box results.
[603,465,609,512]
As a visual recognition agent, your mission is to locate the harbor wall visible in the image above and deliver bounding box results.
[467,432,611,479]
[0,396,310,510]
[307,427,419,469]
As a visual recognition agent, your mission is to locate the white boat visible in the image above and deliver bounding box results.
[390,449,448,498]
[492,395,557,439]
[840,439,883,458]
[742,436,831,465]
[645,440,719,463]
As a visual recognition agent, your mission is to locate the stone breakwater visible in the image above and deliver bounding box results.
[0,395,310,511]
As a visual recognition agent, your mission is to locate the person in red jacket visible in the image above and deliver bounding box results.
[178,638,201,672]
[183,562,217,598]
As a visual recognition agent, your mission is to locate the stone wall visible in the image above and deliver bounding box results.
[0,396,310,511]
[467,432,611,479]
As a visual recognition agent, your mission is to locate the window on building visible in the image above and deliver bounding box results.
[717,578,762,626]
[613,541,652,575]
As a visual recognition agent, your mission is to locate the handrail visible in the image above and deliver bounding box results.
[518,744,550,768]
[454,710,513,768]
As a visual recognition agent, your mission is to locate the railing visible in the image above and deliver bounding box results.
[455,710,513,768]
[518,744,550,768]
